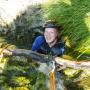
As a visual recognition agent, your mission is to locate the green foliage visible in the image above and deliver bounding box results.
[64,79,84,90]
[13,87,29,90]
[63,68,81,78]
[0,54,48,90]
[43,0,90,60]
[32,72,48,90]
[0,2,90,90]
[6,5,44,49]
[0,76,6,83]
[10,76,30,86]
[7,13,33,48]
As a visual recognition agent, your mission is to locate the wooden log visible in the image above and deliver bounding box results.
[55,57,90,70]
[2,48,90,70]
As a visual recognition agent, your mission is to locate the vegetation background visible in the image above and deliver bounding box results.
[0,0,90,90]
[42,0,90,60]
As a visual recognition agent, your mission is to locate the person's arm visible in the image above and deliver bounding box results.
[32,35,45,51]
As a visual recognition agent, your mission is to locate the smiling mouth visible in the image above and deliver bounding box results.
[46,37,52,40]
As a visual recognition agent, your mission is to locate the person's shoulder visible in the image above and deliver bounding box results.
[35,35,45,43]
[32,35,45,51]
[35,35,45,41]
[56,41,65,47]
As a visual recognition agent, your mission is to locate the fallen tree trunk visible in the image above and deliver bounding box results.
[2,48,90,70]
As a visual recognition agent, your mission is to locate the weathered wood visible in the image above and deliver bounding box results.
[55,57,90,70]
[6,49,47,63]
[2,48,90,70]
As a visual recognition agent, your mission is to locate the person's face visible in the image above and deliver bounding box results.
[44,28,58,44]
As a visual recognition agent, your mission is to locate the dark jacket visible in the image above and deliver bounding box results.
[32,35,65,56]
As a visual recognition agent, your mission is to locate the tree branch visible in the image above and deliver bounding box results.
[2,48,90,70]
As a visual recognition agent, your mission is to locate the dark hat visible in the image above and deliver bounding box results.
[43,20,59,30]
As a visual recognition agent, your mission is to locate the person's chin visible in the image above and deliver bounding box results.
[46,40,52,43]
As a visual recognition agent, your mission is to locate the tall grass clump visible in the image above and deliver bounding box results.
[43,0,90,60]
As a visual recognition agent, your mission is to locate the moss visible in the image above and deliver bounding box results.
[63,68,81,78]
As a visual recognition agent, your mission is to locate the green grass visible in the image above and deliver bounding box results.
[42,0,90,60]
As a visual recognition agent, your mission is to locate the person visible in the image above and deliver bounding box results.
[32,20,65,57]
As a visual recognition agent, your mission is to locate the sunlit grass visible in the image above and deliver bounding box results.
[85,12,90,32]
[43,0,90,58]
[62,0,71,5]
